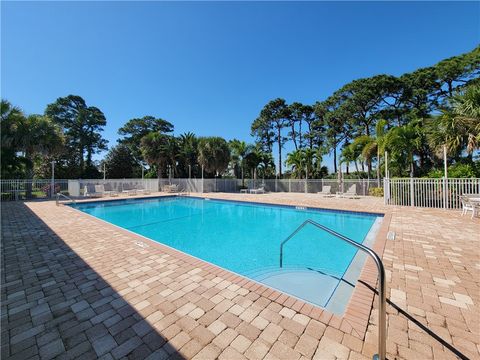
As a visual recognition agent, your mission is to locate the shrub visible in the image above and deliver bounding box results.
[369,187,384,197]
[427,163,477,178]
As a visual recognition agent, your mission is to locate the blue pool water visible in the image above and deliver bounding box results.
[72,196,381,311]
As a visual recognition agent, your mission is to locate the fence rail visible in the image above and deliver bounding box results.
[1,178,382,201]
[159,178,381,195]
[3,178,478,210]
[0,179,70,201]
[384,178,480,209]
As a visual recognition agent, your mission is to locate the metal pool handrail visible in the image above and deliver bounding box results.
[56,193,76,206]
[279,219,386,360]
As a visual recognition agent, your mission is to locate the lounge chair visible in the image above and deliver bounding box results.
[84,184,103,197]
[122,183,137,196]
[337,184,360,199]
[318,186,334,197]
[162,184,179,193]
[460,195,479,219]
[135,184,151,195]
[98,184,118,197]
[103,183,118,196]
[250,186,265,194]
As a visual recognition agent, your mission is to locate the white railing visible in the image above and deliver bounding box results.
[1,177,383,201]
[75,179,159,196]
[384,178,480,209]
[160,178,382,195]
[0,179,70,200]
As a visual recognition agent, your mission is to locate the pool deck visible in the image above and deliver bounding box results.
[1,193,479,359]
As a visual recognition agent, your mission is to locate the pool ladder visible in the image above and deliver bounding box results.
[56,193,76,206]
[279,219,386,360]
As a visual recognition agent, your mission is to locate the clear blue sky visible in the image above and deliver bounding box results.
[2,1,479,171]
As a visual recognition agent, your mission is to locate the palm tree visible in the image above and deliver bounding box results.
[340,144,358,174]
[454,84,480,154]
[198,137,231,176]
[163,136,179,177]
[286,150,305,179]
[303,148,320,179]
[384,121,423,177]
[348,119,388,183]
[17,115,64,196]
[427,84,480,160]
[229,139,253,185]
[178,132,198,177]
[1,99,24,148]
[140,132,170,177]
[256,149,276,179]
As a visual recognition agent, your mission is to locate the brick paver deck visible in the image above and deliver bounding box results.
[1,193,479,360]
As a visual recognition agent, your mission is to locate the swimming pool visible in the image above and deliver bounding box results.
[72,196,382,313]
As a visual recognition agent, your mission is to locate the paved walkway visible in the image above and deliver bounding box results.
[1,193,479,359]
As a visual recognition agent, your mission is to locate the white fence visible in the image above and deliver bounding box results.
[4,177,477,209]
[384,178,480,209]
[0,179,70,200]
[1,178,382,200]
[74,179,159,197]
[159,178,381,195]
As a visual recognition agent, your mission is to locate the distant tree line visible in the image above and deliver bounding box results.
[1,46,479,180]
[252,46,480,180]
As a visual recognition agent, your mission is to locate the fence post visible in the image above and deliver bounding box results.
[410,177,415,207]
[289,179,291,193]
[383,178,387,205]
[275,178,278,192]
[443,177,447,210]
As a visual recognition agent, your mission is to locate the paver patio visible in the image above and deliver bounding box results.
[1,193,479,360]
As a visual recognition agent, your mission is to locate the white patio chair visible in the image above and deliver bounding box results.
[84,184,102,197]
[250,186,265,194]
[102,183,119,197]
[460,196,478,219]
[135,184,151,195]
[318,186,334,197]
[338,184,360,199]
[122,183,137,196]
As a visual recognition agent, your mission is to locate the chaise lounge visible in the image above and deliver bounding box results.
[337,184,360,199]
[318,185,334,197]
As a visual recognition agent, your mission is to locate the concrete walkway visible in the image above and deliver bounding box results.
[1,193,478,359]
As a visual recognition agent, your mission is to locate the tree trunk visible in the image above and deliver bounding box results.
[25,150,34,199]
[377,148,381,187]
[278,127,282,178]
[298,120,303,149]
[79,145,85,173]
[291,123,298,150]
[346,163,350,175]
[86,148,92,168]
[333,146,337,174]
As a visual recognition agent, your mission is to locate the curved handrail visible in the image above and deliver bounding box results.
[56,193,76,206]
[279,219,386,360]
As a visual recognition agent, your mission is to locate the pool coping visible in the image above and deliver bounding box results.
[72,193,385,218]
[65,194,392,340]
